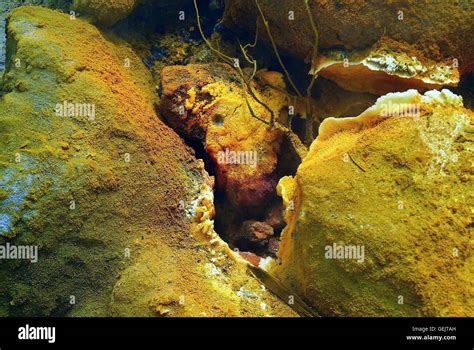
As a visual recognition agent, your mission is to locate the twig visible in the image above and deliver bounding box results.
[304,0,319,65]
[348,153,366,172]
[193,0,275,126]
[303,0,319,145]
[255,0,302,97]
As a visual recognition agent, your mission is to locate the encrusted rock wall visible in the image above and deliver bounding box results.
[270,89,474,316]
[223,0,474,75]
[0,6,296,317]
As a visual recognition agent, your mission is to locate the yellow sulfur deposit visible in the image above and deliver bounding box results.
[72,0,138,26]
[1,0,473,321]
[269,89,474,317]
[0,6,296,317]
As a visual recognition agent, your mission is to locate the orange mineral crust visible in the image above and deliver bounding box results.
[0,6,296,317]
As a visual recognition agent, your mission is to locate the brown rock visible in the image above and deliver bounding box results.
[223,0,474,78]
[240,220,274,244]
[160,63,289,208]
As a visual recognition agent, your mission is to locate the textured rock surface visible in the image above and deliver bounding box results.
[223,0,474,84]
[269,89,474,316]
[312,37,459,95]
[0,10,5,71]
[239,220,273,247]
[0,6,296,317]
[160,64,289,208]
[72,0,192,27]
[72,0,138,26]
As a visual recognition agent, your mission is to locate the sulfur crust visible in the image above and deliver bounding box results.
[269,89,474,316]
[72,0,138,26]
[0,6,296,317]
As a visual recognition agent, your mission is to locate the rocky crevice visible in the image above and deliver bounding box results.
[158,62,305,264]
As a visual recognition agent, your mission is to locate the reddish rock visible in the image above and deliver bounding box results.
[160,64,287,209]
[239,251,261,267]
[224,173,278,209]
[240,220,274,245]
